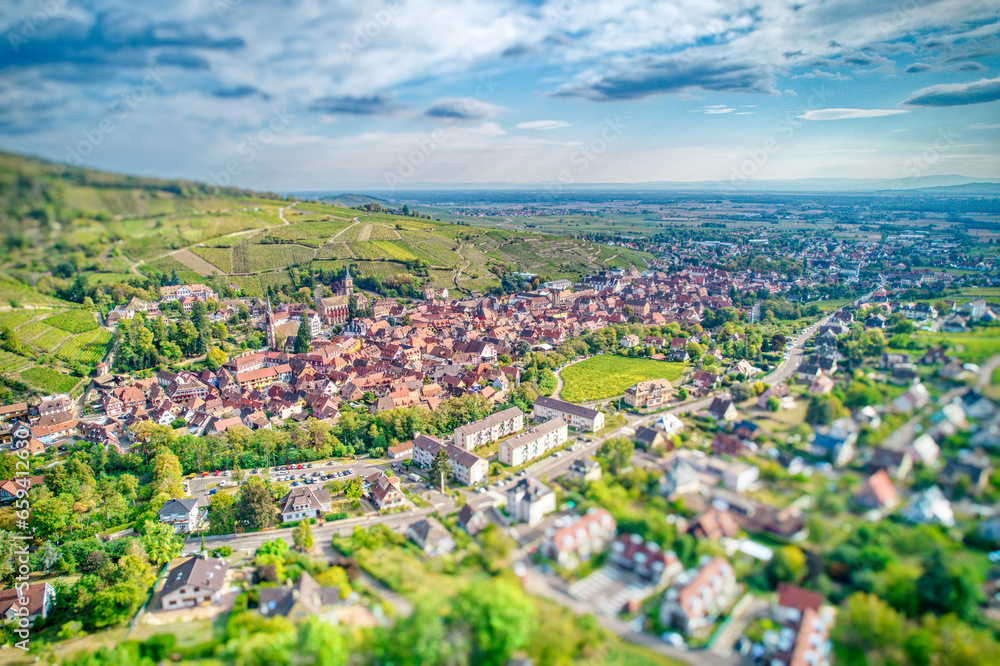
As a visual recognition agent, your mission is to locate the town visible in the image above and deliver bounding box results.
[1,209,999,665]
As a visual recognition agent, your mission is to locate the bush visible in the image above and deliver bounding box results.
[210,546,232,558]
[325,511,349,521]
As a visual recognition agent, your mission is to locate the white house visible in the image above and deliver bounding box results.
[506,477,557,526]
[498,418,568,466]
[158,497,205,534]
[534,396,605,432]
[161,556,229,609]
[278,486,332,523]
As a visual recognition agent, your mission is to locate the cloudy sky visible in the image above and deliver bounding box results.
[1,0,998,191]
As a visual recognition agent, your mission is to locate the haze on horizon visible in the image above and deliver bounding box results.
[1,0,998,191]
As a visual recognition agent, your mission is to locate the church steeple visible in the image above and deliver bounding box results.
[342,266,353,296]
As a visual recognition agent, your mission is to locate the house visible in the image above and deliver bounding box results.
[766,585,835,666]
[161,556,229,609]
[907,433,940,466]
[893,384,930,413]
[722,462,760,493]
[0,476,43,504]
[712,432,751,457]
[365,471,405,511]
[620,334,641,349]
[565,457,602,484]
[408,518,456,557]
[688,508,740,541]
[659,556,738,636]
[668,337,690,362]
[506,477,557,526]
[498,417,567,466]
[729,359,760,377]
[652,413,685,436]
[278,486,332,522]
[533,396,605,432]
[610,533,683,585]
[543,508,617,569]
[706,397,738,422]
[902,486,955,527]
[158,498,204,534]
[0,403,28,422]
[633,425,671,450]
[691,370,720,392]
[624,378,673,409]
[866,447,913,481]
[853,470,898,510]
[456,503,507,537]
[453,406,524,450]
[259,570,340,621]
[0,582,56,625]
[757,384,795,411]
[940,449,993,496]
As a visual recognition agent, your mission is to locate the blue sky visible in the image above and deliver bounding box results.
[1,0,998,190]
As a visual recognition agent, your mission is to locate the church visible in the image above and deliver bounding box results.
[314,266,353,326]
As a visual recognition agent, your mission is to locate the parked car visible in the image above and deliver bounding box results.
[209,489,217,496]
[292,481,299,486]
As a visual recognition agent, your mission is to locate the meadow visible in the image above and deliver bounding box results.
[559,356,687,403]
[915,328,1000,362]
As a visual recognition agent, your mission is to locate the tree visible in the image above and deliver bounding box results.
[599,437,634,475]
[730,382,753,402]
[766,396,781,412]
[40,541,61,572]
[208,491,236,534]
[293,318,312,354]
[429,448,453,490]
[769,545,807,585]
[833,592,908,665]
[806,394,844,426]
[151,447,184,499]
[453,579,535,666]
[293,520,314,552]
[141,520,183,565]
[917,551,984,621]
[235,478,278,530]
[206,346,227,370]
[344,477,363,499]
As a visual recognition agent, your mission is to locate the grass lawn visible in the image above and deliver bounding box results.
[603,642,688,666]
[560,356,687,403]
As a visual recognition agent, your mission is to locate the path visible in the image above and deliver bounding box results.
[452,243,470,290]
[330,217,361,241]
[356,223,373,242]
[128,202,297,276]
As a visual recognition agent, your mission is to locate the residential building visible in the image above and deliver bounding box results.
[259,570,340,621]
[659,556,738,636]
[161,556,229,609]
[453,406,524,450]
[158,498,204,534]
[534,396,605,432]
[278,486,332,522]
[706,397,738,422]
[0,582,55,625]
[853,470,898,510]
[624,378,673,409]
[688,508,741,541]
[565,457,602,484]
[506,477,557,526]
[903,486,955,527]
[543,508,617,568]
[366,471,404,511]
[610,533,683,585]
[499,417,567,466]
[408,518,456,557]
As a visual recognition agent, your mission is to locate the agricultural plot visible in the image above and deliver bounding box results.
[265,219,354,243]
[349,241,419,263]
[0,310,38,328]
[294,202,360,218]
[225,275,265,297]
[33,327,68,353]
[244,244,316,273]
[19,366,79,394]
[191,247,234,273]
[559,356,687,403]
[44,310,98,334]
[316,242,356,260]
[351,261,410,279]
[0,278,68,307]
[368,225,402,240]
[0,351,33,374]
[55,329,113,365]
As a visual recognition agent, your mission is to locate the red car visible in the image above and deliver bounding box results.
[297,464,303,469]
[201,472,209,477]
[213,471,220,476]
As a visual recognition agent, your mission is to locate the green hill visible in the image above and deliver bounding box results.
[0,150,652,301]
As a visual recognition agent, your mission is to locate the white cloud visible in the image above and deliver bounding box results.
[516,120,572,130]
[800,108,910,121]
[967,122,1000,130]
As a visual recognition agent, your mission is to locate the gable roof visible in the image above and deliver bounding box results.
[162,556,228,597]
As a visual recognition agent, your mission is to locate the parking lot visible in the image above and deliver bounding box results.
[185,460,388,504]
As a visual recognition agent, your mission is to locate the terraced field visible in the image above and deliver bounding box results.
[244,244,317,273]
[19,366,80,394]
[191,247,234,273]
[55,329,114,365]
[316,242,356,259]
[0,309,114,382]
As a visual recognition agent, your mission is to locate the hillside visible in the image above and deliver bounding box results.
[0,151,652,300]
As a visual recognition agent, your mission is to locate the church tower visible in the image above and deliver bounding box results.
[342,266,353,296]
[265,294,276,349]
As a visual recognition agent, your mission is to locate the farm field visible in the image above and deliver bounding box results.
[558,356,687,403]
[44,309,98,333]
[914,329,1000,362]
[19,366,80,393]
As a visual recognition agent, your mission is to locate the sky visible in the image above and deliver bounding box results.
[1,0,999,191]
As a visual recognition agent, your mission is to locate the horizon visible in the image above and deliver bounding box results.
[1,1,998,191]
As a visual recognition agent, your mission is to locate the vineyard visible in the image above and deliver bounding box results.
[44,310,98,334]
[559,356,688,404]
[19,366,80,394]
[55,329,114,365]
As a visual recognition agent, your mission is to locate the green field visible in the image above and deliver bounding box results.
[20,366,79,393]
[559,356,687,403]
[914,329,1000,362]
[43,309,97,333]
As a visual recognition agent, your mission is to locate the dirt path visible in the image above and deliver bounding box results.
[452,243,470,290]
[330,217,361,241]
[356,223,373,241]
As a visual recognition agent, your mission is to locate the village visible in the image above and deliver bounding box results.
[2,235,999,665]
